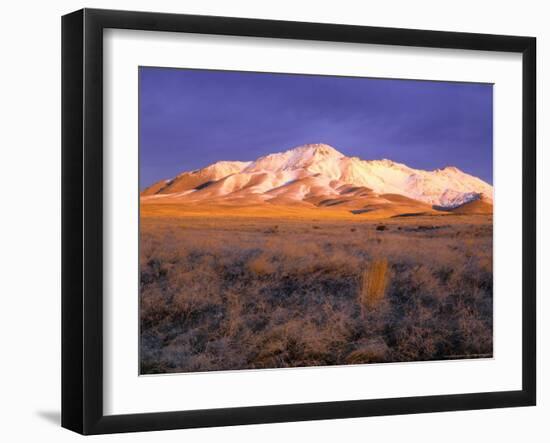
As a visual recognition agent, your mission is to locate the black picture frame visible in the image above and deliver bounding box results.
[62,8,536,435]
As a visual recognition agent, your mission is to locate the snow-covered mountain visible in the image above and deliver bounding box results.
[142,143,493,210]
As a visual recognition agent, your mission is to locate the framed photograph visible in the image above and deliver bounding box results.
[62,8,536,435]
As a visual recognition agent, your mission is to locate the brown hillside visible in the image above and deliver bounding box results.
[450,198,493,215]
[141,179,169,196]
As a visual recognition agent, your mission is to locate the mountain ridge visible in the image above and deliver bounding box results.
[141,143,493,215]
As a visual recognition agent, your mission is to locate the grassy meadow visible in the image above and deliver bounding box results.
[139,209,493,374]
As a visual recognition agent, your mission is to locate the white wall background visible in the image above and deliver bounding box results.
[0,0,546,441]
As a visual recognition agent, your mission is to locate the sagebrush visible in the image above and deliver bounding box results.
[140,216,493,374]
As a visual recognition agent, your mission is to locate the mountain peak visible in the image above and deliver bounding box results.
[289,143,343,158]
[437,166,464,174]
[279,143,344,169]
[244,143,344,173]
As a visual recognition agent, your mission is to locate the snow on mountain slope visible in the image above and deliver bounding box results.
[244,144,344,175]
[141,143,493,209]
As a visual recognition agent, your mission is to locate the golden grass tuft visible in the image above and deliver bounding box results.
[225,292,243,336]
[248,254,276,276]
[359,258,389,313]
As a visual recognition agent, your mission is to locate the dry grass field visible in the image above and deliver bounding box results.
[139,206,493,374]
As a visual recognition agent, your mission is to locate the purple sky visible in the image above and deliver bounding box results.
[139,67,493,189]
